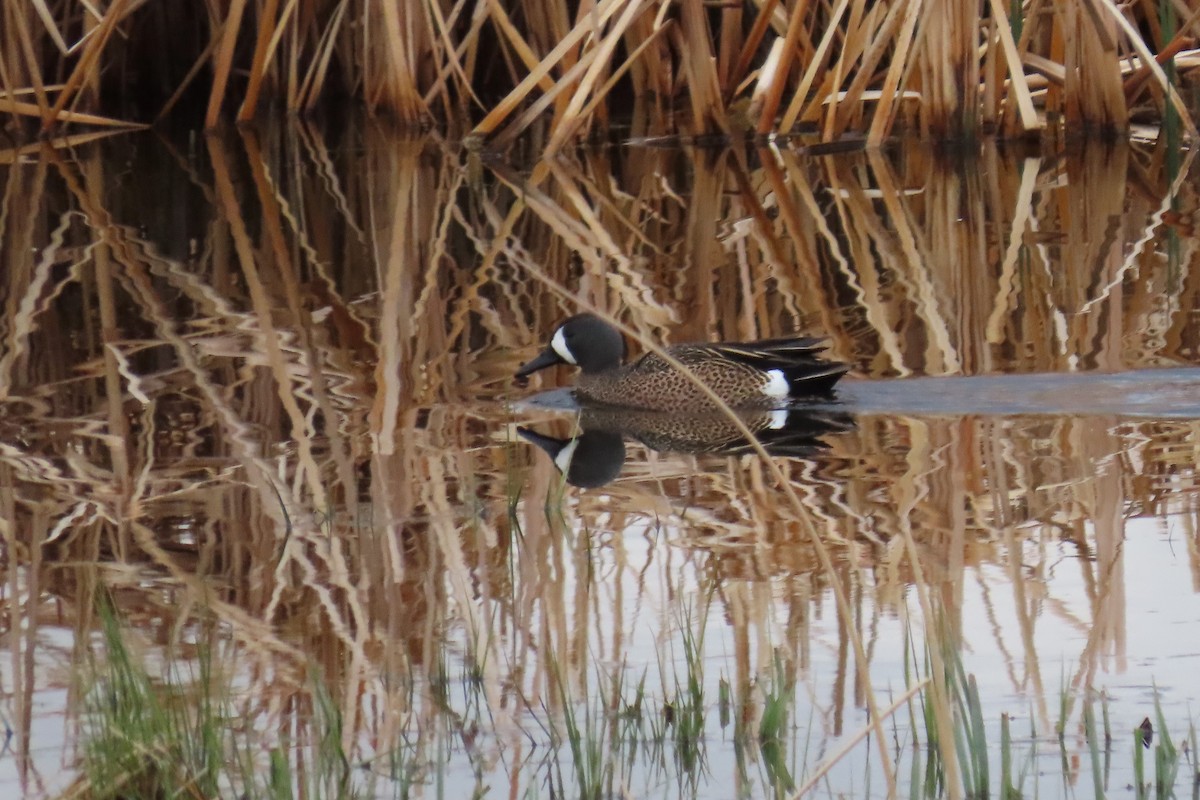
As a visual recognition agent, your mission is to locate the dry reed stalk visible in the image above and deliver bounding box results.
[1020,56,1062,89]
[778,0,850,133]
[1123,33,1193,101]
[922,0,981,138]
[987,0,1040,134]
[825,0,904,138]
[622,0,676,108]
[867,0,923,144]
[485,17,607,146]
[483,0,559,96]
[547,19,673,146]
[207,0,249,128]
[548,0,590,124]
[1040,0,1066,123]
[730,0,784,100]
[29,0,69,56]
[748,39,785,126]
[419,0,485,114]
[1096,0,1198,137]
[755,0,814,134]
[471,0,634,137]
[299,0,350,112]
[375,0,430,122]
[282,1,301,110]
[716,0,743,95]
[4,0,1200,143]
[983,13,1002,130]
[262,0,302,93]
[677,0,729,133]
[237,0,284,121]
[817,0,875,138]
[0,96,141,129]
[543,0,657,151]
[1122,2,1200,98]
[156,36,221,121]
[6,2,56,126]
[1078,0,1129,131]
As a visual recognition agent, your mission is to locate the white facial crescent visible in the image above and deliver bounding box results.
[551,327,577,365]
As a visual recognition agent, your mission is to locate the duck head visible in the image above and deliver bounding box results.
[516,313,627,377]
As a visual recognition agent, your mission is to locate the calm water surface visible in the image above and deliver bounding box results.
[0,126,1198,798]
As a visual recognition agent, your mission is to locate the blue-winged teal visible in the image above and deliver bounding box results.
[515,313,850,411]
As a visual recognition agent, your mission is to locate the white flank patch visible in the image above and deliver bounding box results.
[554,438,580,473]
[764,369,789,398]
[551,327,577,364]
[768,409,789,430]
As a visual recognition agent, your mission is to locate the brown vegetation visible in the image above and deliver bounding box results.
[3,1,1200,144]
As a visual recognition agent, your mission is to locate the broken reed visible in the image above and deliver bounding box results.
[1,0,1195,144]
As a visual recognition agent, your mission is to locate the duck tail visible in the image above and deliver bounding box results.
[782,362,851,396]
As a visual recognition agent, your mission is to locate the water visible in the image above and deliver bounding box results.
[0,126,1197,798]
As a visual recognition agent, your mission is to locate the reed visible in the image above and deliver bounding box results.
[3,0,1197,143]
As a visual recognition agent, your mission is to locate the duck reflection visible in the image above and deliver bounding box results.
[519,407,854,488]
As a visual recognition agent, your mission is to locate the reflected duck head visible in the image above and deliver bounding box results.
[517,425,626,488]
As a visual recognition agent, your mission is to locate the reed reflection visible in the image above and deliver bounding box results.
[0,125,1197,797]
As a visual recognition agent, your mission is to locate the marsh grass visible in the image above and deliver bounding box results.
[70,600,379,800]
[902,622,1040,800]
[65,594,1200,800]
[1152,689,1182,800]
[77,603,226,799]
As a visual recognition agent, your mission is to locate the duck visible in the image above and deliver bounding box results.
[515,313,849,412]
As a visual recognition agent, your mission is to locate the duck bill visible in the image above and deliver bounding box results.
[517,426,570,460]
[515,346,563,378]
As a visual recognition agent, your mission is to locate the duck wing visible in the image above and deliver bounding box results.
[625,338,850,398]
[705,336,831,361]
[683,338,850,395]
[629,338,827,369]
